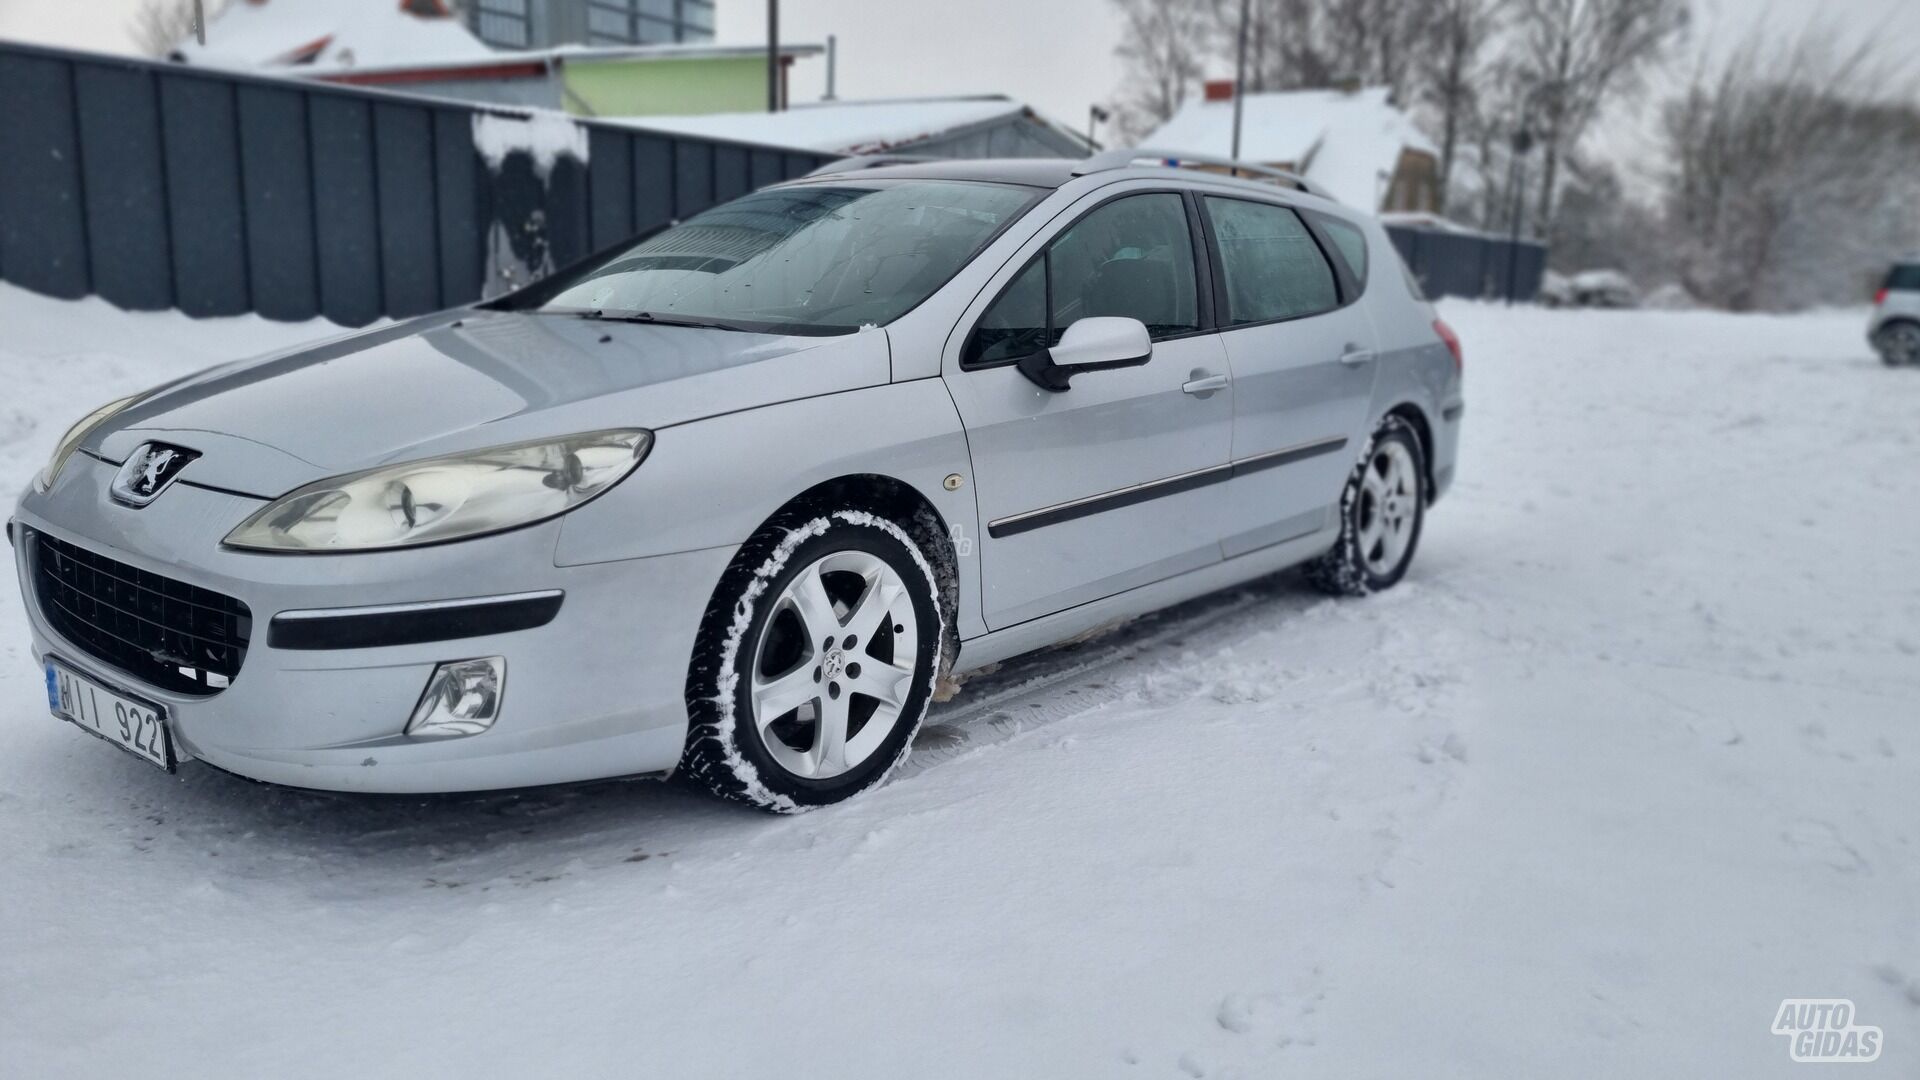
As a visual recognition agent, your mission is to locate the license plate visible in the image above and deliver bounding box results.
[46,660,174,771]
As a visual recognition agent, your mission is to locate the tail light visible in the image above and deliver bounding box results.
[1433,318,1463,371]
[1875,288,1889,307]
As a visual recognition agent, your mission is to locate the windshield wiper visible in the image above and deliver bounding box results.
[579,309,742,332]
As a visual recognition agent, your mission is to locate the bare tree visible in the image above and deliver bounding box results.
[1320,0,1440,101]
[129,0,223,58]
[1223,0,1435,99]
[1109,0,1218,142]
[1417,0,1509,213]
[1507,0,1688,234]
[1549,154,1667,279]
[1661,26,1920,311]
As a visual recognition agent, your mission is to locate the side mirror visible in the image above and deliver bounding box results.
[1017,317,1153,392]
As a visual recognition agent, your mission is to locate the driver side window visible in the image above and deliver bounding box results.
[963,193,1200,367]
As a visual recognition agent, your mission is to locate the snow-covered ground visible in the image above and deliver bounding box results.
[1,284,1915,1078]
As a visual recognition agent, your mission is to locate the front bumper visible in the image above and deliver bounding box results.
[12,455,733,793]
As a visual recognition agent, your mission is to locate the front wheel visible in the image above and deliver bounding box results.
[681,509,944,813]
[1307,416,1427,596]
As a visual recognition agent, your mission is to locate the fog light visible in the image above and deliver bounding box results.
[407,657,505,738]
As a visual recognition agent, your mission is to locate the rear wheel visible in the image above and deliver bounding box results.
[681,509,943,812]
[1307,416,1426,596]
[1877,322,1920,366]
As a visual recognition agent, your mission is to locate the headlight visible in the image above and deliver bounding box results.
[223,430,652,552]
[37,394,143,491]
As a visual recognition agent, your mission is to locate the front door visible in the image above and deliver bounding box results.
[945,189,1233,630]
[1198,195,1380,557]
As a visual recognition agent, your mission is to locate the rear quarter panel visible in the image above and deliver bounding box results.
[1357,218,1461,497]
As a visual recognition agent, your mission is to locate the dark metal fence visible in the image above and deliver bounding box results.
[0,42,1544,324]
[0,41,832,326]
[1386,224,1547,303]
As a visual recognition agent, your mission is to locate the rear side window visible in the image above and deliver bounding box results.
[1314,214,1370,286]
[965,192,1201,366]
[1888,264,1920,291]
[1203,197,1338,324]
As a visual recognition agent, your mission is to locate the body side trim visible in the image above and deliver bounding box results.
[985,436,1347,538]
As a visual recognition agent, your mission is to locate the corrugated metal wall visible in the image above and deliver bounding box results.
[1385,224,1547,302]
[0,42,832,326]
[0,43,1543,323]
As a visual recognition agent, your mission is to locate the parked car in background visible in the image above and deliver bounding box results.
[1568,269,1639,309]
[1870,259,1920,366]
[10,152,1463,812]
[1537,270,1574,308]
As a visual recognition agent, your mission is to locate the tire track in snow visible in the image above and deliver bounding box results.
[897,573,1336,779]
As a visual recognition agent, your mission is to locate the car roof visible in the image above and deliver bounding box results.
[780,158,1082,189]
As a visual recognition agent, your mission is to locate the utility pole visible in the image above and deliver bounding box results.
[1506,127,1534,306]
[766,0,780,113]
[193,0,206,45]
[823,34,837,102]
[1230,0,1251,172]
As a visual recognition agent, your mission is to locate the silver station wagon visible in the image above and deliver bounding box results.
[9,151,1464,812]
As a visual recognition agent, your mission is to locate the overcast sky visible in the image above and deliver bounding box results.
[1,0,1915,133]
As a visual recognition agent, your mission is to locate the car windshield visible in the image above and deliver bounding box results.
[532,179,1041,335]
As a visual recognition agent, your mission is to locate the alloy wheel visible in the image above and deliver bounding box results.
[749,550,920,780]
[1357,439,1420,577]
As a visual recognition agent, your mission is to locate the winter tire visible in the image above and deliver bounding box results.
[1877,322,1920,367]
[1307,415,1426,597]
[681,509,945,812]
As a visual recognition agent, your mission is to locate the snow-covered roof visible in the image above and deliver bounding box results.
[1143,87,1438,210]
[619,96,1060,155]
[173,0,494,70]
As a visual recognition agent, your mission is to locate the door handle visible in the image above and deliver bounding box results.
[1339,346,1376,366]
[1182,372,1230,396]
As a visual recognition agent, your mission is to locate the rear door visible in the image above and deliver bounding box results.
[944,188,1233,629]
[1200,195,1380,557]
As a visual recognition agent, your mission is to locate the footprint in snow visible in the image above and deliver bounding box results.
[1781,819,1869,874]
[1216,993,1285,1036]
[1416,733,1468,764]
[1873,964,1920,1007]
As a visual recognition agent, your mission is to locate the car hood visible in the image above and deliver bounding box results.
[91,310,892,497]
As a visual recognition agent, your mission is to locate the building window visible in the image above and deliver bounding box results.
[472,0,532,48]
[587,1,633,43]
[581,0,713,45]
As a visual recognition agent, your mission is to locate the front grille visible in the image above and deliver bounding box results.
[31,530,251,696]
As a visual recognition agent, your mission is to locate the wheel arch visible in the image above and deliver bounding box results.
[1380,400,1437,503]
[760,473,961,671]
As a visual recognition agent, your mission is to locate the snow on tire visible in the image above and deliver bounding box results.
[680,509,946,813]
[1307,414,1427,597]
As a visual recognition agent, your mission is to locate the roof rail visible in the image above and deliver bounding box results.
[1073,148,1336,203]
[803,154,936,178]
